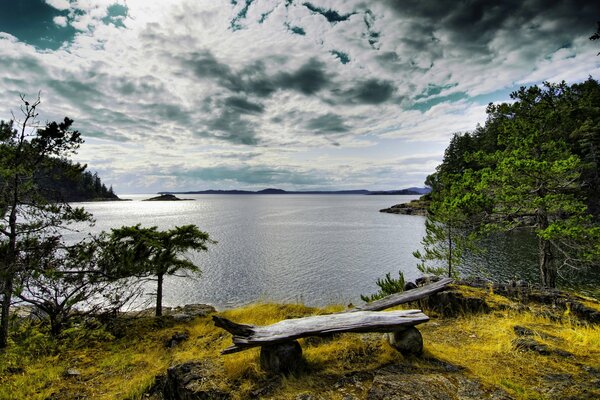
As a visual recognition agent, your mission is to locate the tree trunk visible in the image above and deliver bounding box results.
[447,224,453,278]
[539,237,556,288]
[0,201,18,349]
[156,273,163,317]
[0,276,13,348]
[536,201,556,288]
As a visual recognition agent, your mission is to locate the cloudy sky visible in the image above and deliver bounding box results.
[1,0,599,193]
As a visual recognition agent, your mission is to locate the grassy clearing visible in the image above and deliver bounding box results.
[0,288,599,399]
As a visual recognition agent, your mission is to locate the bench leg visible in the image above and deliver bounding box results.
[385,326,423,356]
[259,340,303,374]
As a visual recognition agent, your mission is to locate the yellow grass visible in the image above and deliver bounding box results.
[0,294,599,399]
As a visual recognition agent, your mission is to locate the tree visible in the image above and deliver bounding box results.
[106,225,215,316]
[414,133,491,278]
[424,82,600,287]
[477,83,600,287]
[0,96,92,348]
[591,21,600,54]
[14,235,142,336]
[361,270,405,302]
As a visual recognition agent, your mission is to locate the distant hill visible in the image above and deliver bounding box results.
[158,188,429,196]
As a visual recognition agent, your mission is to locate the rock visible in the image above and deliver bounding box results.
[513,325,535,337]
[424,289,491,316]
[64,368,81,377]
[162,360,230,400]
[512,337,573,357]
[385,327,423,356]
[415,275,441,286]
[165,331,189,348]
[512,337,552,355]
[259,341,303,374]
[367,363,512,400]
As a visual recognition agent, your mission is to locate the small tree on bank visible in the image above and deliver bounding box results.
[14,235,143,336]
[0,96,92,348]
[106,224,215,317]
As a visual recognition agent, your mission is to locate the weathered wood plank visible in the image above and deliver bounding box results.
[354,277,453,312]
[214,309,429,354]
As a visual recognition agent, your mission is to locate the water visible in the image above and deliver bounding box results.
[67,195,427,309]
[66,194,600,309]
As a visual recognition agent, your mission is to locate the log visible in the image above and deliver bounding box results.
[214,309,429,354]
[354,277,453,312]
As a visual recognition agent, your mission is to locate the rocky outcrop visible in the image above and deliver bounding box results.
[460,278,600,324]
[367,361,512,400]
[153,361,230,400]
[379,200,429,216]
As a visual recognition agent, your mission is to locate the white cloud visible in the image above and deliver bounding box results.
[53,15,68,27]
[1,0,598,192]
[46,0,70,11]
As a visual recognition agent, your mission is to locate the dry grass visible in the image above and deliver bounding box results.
[1,291,599,399]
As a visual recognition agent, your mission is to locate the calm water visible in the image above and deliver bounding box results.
[66,194,600,309]
[68,195,427,309]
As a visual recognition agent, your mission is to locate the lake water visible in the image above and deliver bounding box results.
[67,194,599,309]
[68,194,427,309]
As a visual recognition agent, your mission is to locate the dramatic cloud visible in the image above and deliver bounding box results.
[0,0,598,192]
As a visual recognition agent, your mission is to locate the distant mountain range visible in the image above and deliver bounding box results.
[158,187,431,196]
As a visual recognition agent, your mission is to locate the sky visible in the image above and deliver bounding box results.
[1,0,599,193]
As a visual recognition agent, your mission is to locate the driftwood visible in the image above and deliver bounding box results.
[354,277,453,312]
[214,309,429,354]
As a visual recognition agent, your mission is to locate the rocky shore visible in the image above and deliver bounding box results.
[379,198,429,216]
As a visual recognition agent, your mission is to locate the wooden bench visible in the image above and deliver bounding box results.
[213,277,453,372]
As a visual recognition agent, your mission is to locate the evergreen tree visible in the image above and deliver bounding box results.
[0,96,92,348]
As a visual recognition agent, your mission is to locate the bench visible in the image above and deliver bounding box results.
[213,277,453,372]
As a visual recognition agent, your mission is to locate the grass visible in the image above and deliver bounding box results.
[1,288,599,399]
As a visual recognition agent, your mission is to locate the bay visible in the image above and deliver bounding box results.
[67,194,427,309]
[66,194,600,310]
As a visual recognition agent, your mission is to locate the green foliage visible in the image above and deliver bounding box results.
[422,79,600,287]
[360,270,405,302]
[106,224,216,316]
[1,96,95,348]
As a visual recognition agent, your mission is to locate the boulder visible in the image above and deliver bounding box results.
[385,326,423,356]
[165,331,189,348]
[259,341,303,374]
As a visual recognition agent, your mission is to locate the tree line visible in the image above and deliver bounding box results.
[415,78,600,288]
[0,96,214,348]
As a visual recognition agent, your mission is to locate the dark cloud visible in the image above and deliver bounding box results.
[182,52,330,97]
[277,59,329,95]
[200,109,260,145]
[305,113,350,134]
[224,96,265,114]
[381,0,600,54]
[343,79,395,104]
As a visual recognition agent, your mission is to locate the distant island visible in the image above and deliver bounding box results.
[157,187,431,196]
[143,194,193,201]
